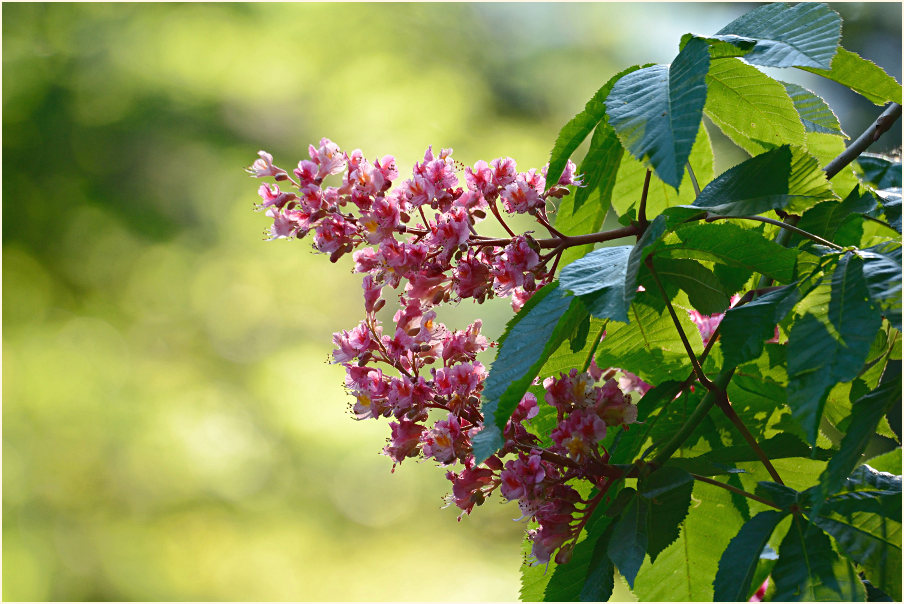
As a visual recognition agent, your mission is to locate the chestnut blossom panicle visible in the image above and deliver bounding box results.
[248,139,640,567]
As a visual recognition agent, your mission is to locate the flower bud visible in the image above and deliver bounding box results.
[373,298,386,313]
[472,209,486,219]
[399,211,411,223]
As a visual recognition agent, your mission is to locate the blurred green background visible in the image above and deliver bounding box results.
[3,3,900,601]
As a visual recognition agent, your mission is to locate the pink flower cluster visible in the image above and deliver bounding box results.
[248,140,637,567]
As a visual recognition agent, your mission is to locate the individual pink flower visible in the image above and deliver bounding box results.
[500,177,544,214]
[313,215,357,254]
[362,275,383,313]
[426,207,471,262]
[309,137,346,179]
[421,413,467,465]
[499,452,546,501]
[453,255,493,300]
[331,320,374,363]
[441,320,489,364]
[257,183,298,210]
[446,465,497,516]
[551,409,606,461]
[383,419,425,463]
[542,159,580,187]
[510,391,540,424]
[491,157,518,188]
[247,150,287,179]
[465,160,497,197]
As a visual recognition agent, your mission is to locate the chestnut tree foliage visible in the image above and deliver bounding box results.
[249,3,902,601]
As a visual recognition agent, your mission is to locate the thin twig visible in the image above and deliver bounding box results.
[646,257,710,385]
[690,473,784,510]
[706,214,845,250]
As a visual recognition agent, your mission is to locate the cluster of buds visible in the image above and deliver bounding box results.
[248,139,641,566]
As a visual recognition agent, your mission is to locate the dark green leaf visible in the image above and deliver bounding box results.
[799,47,903,106]
[662,221,799,284]
[640,466,694,562]
[607,38,710,189]
[787,253,883,444]
[856,154,903,189]
[781,81,845,136]
[651,257,731,315]
[704,58,805,155]
[858,243,901,330]
[771,516,866,601]
[610,381,686,465]
[756,481,800,509]
[579,522,617,602]
[844,464,903,494]
[572,121,623,215]
[560,246,632,322]
[794,186,878,245]
[873,188,903,235]
[473,284,585,462]
[715,2,841,69]
[545,64,646,191]
[720,284,800,367]
[689,145,835,217]
[713,510,787,601]
[810,511,902,601]
[543,493,617,602]
[607,493,649,587]
[817,363,902,503]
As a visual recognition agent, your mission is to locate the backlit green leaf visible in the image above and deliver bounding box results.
[781,81,845,136]
[799,47,903,106]
[704,58,805,155]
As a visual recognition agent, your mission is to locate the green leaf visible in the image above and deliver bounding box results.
[559,246,632,322]
[859,244,902,330]
[607,492,648,588]
[844,464,903,494]
[680,32,757,60]
[799,47,903,106]
[639,466,694,563]
[756,481,800,509]
[610,380,686,465]
[714,510,787,601]
[704,58,806,155]
[872,188,903,235]
[594,293,701,385]
[771,516,866,601]
[572,122,622,215]
[810,511,902,601]
[611,121,714,222]
[817,363,902,502]
[541,317,606,380]
[633,480,746,601]
[856,155,903,189]
[781,81,845,136]
[794,186,878,245]
[606,37,710,189]
[578,522,617,602]
[473,283,585,462]
[661,221,799,284]
[545,64,646,191]
[650,257,731,315]
[715,2,841,69]
[720,284,800,367]
[688,145,835,216]
[787,253,883,444]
